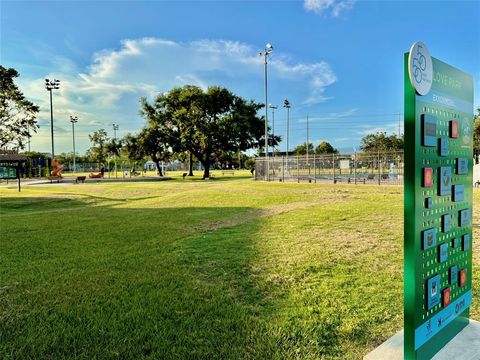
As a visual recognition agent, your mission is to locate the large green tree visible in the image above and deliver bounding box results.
[141,85,267,179]
[360,132,403,153]
[87,129,109,163]
[315,141,338,155]
[137,126,171,176]
[0,66,40,149]
[293,142,314,155]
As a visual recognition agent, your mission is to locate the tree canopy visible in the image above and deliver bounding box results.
[87,129,109,163]
[473,108,480,152]
[293,142,314,155]
[141,85,267,179]
[360,132,403,153]
[0,66,39,149]
[315,141,338,154]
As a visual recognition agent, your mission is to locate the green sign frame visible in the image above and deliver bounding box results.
[404,44,474,359]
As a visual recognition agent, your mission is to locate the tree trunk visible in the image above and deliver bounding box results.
[151,154,163,176]
[202,158,211,179]
[188,151,194,176]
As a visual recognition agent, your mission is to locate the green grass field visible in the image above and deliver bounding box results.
[1,180,478,359]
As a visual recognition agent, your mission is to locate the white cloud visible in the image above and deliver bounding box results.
[20,37,338,154]
[306,108,358,122]
[304,0,355,17]
[358,122,398,135]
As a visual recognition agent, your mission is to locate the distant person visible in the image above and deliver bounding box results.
[250,168,255,176]
[100,166,105,177]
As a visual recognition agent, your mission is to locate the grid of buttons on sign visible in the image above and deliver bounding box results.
[420,111,470,318]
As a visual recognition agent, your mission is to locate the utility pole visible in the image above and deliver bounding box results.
[113,124,119,178]
[269,104,278,156]
[306,114,309,163]
[113,124,119,140]
[306,114,310,174]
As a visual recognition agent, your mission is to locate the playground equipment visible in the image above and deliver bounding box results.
[50,159,63,178]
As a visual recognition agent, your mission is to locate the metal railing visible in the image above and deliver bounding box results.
[256,152,404,185]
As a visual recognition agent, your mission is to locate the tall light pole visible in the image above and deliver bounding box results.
[70,116,78,172]
[112,124,119,178]
[113,123,119,140]
[260,43,273,181]
[269,104,278,156]
[45,79,60,160]
[283,99,291,157]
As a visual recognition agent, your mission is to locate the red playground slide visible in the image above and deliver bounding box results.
[50,159,64,178]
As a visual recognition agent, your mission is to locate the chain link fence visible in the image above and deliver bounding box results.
[256,152,404,185]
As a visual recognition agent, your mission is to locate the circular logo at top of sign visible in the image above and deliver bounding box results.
[408,42,433,96]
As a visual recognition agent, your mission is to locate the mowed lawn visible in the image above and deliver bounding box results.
[1,180,479,359]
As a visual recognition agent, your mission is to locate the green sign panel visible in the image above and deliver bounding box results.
[0,166,18,179]
[404,42,474,359]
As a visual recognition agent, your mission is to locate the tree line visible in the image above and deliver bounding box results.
[6,66,479,177]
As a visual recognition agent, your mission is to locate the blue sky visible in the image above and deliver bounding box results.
[1,0,479,155]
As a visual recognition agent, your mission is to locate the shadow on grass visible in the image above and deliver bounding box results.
[0,194,403,359]
[0,196,278,359]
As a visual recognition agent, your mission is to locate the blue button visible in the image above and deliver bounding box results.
[423,228,437,250]
[452,185,465,202]
[422,114,437,147]
[439,138,448,157]
[427,274,441,310]
[438,243,448,263]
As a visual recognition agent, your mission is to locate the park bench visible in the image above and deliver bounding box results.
[47,176,62,183]
[222,170,235,176]
[75,176,86,184]
[333,177,366,184]
[89,172,103,178]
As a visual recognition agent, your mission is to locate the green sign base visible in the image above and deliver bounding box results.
[363,319,480,360]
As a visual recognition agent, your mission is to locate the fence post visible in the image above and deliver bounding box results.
[297,155,299,183]
[282,156,285,182]
[332,153,336,183]
[378,151,381,185]
[354,152,357,185]
[314,153,317,183]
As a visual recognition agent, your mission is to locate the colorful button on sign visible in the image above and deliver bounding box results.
[425,197,433,209]
[439,167,452,196]
[452,238,459,249]
[452,185,465,202]
[457,158,468,175]
[450,266,458,285]
[439,138,448,157]
[438,243,448,263]
[450,120,459,138]
[423,168,433,187]
[458,208,471,227]
[422,228,437,250]
[442,287,451,307]
[462,234,470,251]
[422,114,437,147]
[442,214,452,232]
[427,274,441,310]
[459,269,467,288]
